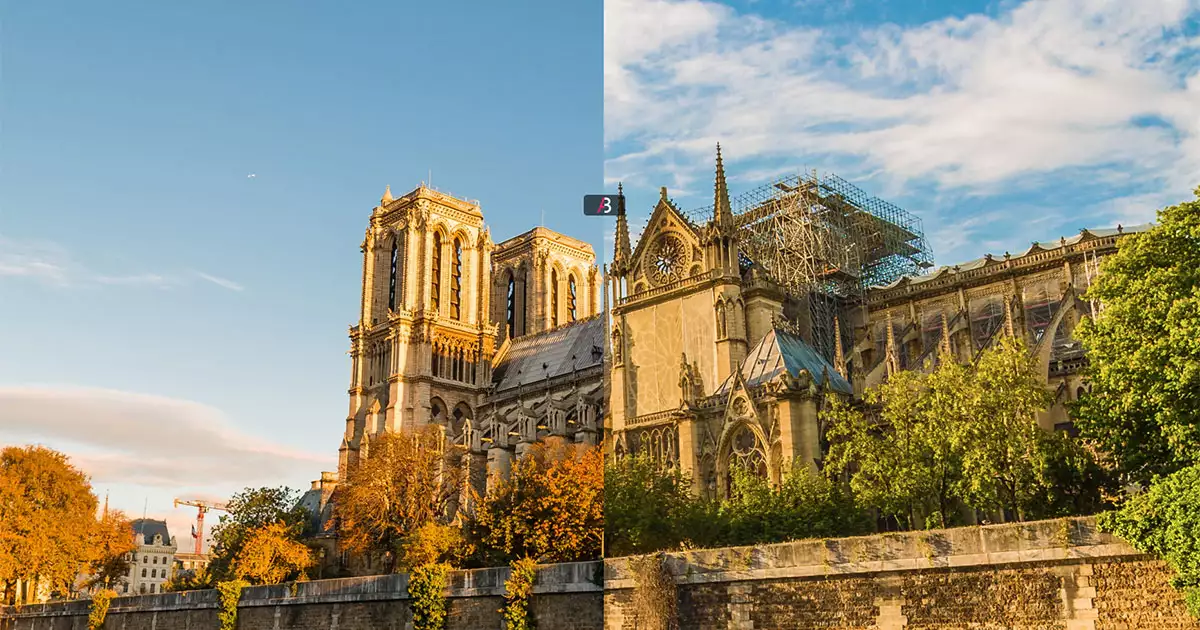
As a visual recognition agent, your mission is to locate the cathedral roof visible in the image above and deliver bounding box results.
[716,328,852,396]
[874,223,1154,290]
[491,315,606,392]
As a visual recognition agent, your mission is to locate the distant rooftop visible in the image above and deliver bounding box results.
[491,315,605,393]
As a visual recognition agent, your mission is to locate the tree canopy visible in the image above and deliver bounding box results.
[207,486,309,582]
[333,427,464,572]
[231,521,314,585]
[1073,187,1200,484]
[468,438,603,564]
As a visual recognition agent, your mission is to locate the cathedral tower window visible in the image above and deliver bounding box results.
[568,275,577,322]
[431,233,442,312]
[451,237,463,320]
[551,269,559,327]
[387,239,399,310]
[506,272,516,339]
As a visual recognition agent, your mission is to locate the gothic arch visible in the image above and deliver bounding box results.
[430,396,448,427]
[715,416,769,500]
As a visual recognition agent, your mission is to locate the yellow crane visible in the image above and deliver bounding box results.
[172,498,229,556]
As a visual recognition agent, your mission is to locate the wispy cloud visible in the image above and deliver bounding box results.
[0,234,245,292]
[193,271,245,292]
[605,0,1200,263]
[0,385,331,489]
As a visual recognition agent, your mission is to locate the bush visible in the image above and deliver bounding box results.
[722,464,872,546]
[87,588,115,630]
[1098,463,1200,618]
[216,579,247,630]
[399,522,468,571]
[502,557,537,630]
[408,562,450,630]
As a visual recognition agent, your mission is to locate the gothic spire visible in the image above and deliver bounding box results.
[833,315,847,379]
[714,143,733,226]
[885,311,899,378]
[613,182,632,269]
[940,311,953,358]
[381,185,393,205]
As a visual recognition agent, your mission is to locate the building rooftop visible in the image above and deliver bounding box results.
[491,315,605,392]
[130,519,173,547]
[716,328,852,396]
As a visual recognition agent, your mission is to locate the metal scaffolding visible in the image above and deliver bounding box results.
[692,170,933,362]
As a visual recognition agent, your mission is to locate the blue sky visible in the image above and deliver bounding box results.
[604,0,1200,263]
[0,0,602,547]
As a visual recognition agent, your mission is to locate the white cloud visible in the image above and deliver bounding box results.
[0,385,331,489]
[0,234,245,291]
[605,0,1200,261]
[193,271,245,292]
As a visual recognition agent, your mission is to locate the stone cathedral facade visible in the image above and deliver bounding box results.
[305,184,606,539]
[606,148,1149,501]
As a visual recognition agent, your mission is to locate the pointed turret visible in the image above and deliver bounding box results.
[885,311,900,378]
[940,311,953,358]
[833,316,847,379]
[714,143,733,227]
[613,182,632,271]
[381,185,393,205]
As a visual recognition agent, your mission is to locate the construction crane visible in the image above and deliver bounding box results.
[173,498,229,556]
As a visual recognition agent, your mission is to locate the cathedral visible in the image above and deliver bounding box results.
[605,145,1148,500]
[303,184,607,542]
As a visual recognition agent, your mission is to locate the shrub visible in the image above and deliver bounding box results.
[502,557,537,630]
[408,562,451,630]
[87,588,116,630]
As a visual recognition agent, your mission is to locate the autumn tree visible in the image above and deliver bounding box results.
[334,426,464,573]
[1073,188,1200,484]
[469,438,603,564]
[0,445,99,604]
[207,486,309,581]
[231,522,315,585]
[82,508,137,591]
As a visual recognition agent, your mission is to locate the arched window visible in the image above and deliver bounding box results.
[431,232,442,312]
[451,237,463,320]
[388,239,399,310]
[568,275,577,322]
[506,272,516,339]
[551,269,559,328]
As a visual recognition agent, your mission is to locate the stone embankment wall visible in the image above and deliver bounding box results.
[0,561,602,630]
[605,516,1199,630]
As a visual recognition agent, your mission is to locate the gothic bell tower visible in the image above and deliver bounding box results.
[340,184,497,476]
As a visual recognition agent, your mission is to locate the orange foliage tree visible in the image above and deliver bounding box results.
[333,427,465,573]
[0,445,101,603]
[231,521,314,585]
[83,508,137,590]
[468,438,603,564]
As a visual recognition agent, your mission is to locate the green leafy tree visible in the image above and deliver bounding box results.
[826,338,1097,527]
[958,336,1057,520]
[602,454,710,557]
[824,364,968,530]
[1073,188,1200,484]
[207,487,309,581]
[721,464,871,546]
[1098,463,1200,618]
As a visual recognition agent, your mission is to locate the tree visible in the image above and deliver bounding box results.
[208,487,309,581]
[958,336,1057,520]
[824,363,969,530]
[824,337,1091,527]
[603,454,721,557]
[334,427,464,572]
[163,567,213,592]
[721,463,871,546]
[1073,188,1200,484]
[0,445,99,604]
[231,521,314,585]
[82,508,137,591]
[1098,463,1200,619]
[469,438,603,564]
